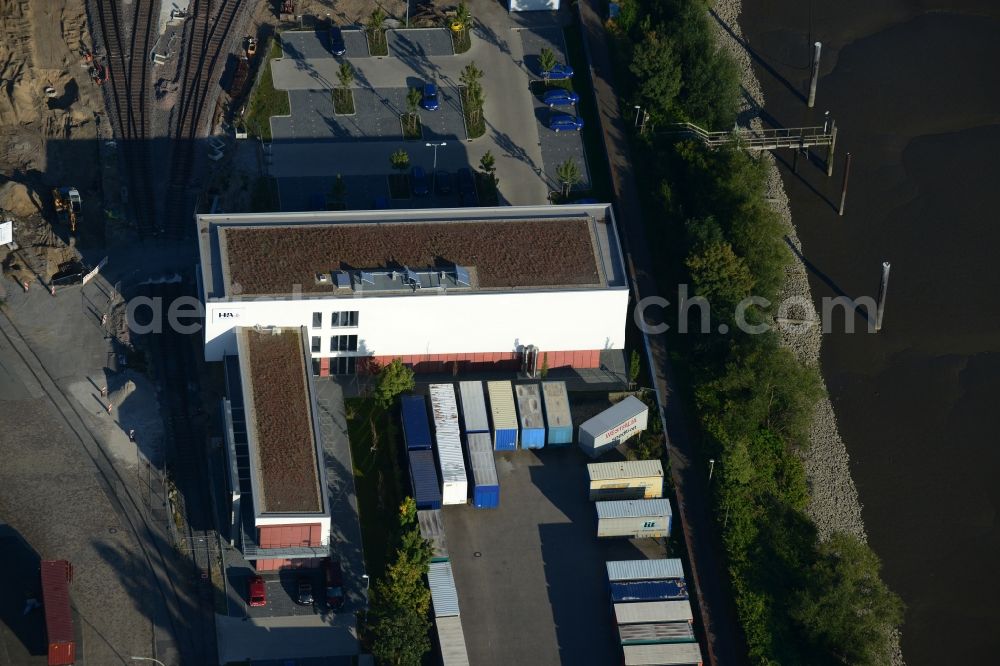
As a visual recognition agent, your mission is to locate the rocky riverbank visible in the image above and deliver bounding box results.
[707,0,903,661]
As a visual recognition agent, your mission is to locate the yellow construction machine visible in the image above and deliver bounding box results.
[52,187,82,232]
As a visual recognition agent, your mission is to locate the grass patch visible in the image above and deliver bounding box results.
[346,397,403,578]
[460,87,485,139]
[402,115,423,140]
[245,36,289,142]
[250,176,279,212]
[367,32,389,56]
[562,23,613,201]
[388,174,411,199]
[333,89,355,115]
[451,28,471,54]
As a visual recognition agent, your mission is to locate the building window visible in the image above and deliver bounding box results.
[312,312,322,328]
[311,359,320,376]
[330,334,358,352]
[331,356,357,375]
[331,311,359,327]
[311,336,321,353]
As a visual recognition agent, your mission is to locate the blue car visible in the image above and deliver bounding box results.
[548,114,584,132]
[543,89,580,107]
[541,63,574,80]
[411,166,430,196]
[329,26,346,56]
[420,83,439,111]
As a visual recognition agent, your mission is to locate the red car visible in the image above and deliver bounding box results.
[324,558,345,610]
[248,575,266,607]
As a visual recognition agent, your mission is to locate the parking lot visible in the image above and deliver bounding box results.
[441,445,668,666]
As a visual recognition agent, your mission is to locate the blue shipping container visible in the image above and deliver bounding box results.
[542,381,573,445]
[401,395,433,450]
[515,384,546,449]
[487,381,519,451]
[467,433,500,509]
[609,580,689,603]
[408,449,442,509]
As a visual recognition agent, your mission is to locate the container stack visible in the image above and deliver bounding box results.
[487,380,518,451]
[541,381,573,445]
[430,384,468,505]
[428,561,471,666]
[515,383,546,449]
[400,394,433,450]
[408,449,442,510]
[466,432,500,509]
[606,559,702,666]
[458,381,489,434]
[418,509,449,563]
[596,499,672,538]
[587,460,664,501]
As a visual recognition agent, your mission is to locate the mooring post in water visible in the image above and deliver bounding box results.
[838,152,852,216]
[808,41,822,108]
[826,121,838,177]
[876,261,891,332]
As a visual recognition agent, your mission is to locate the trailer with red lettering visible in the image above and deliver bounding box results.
[578,396,649,458]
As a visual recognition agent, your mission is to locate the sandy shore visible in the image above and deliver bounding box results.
[707,0,904,661]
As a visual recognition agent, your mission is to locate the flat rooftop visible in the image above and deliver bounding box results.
[198,205,627,299]
[238,327,324,514]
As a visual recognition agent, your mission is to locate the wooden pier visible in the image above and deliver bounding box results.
[671,122,840,175]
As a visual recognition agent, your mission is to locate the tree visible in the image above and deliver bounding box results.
[539,353,548,378]
[685,241,755,314]
[390,149,410,172]
[539,46,557,76]
[370,609,431,666]
[628,350,641,387]
[406,86,422,133]
[374,358,414,409]
[629,29,682,125]
[555,158,582,198]
[366,6,388,53]
[792,533,904,665]
[337,60,354,90]
[479,150,495,175]
[460,62,485,126]
[455,1,471,34]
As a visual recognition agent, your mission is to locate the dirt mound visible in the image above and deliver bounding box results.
[0,181,42,216]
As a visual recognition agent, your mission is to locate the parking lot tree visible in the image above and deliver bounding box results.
[334,61,355,114]
[390,149,410,172]
[460,61,486,133]
[451,2,473,53]
[406,87,422,133]
[374,358,415,409]
[539,46,557,77]
[556,158,582,198]
[366,6,388,56]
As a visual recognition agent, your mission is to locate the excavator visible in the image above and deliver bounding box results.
[85,52,108,85]
[245,36,257,58]
[52,187,82,233]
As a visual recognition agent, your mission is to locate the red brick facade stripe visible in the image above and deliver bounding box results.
[365,350,603,373]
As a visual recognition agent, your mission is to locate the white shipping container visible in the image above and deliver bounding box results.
[606,558,684,582]
[435,615,471,666]
[431,384,467,505]
[588,460,664,500]
[614,600,694,625]
[623,642,703,666]
[596,499,672,538]
[428,561,460,617]
[578,396,649,458]
[458,381,489,433]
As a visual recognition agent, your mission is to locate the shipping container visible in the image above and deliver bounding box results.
[458,381,489,433]
[40,560,75,666]
[466,433,500,508]
[610,579,688,603]
[596,499,672,538]
[400,394,433,450]
[435,614,471,666]
[614,600,694,625]
[578,396,649,458]
[622,642,703,665]
[417,509,449,562]
[515,383,546,449]
[541,381,573,445]
[487,380,519,450]
[428,561,460,617]
[607,558,684,583]
[409,450,443,509]
[588,460,664,500]
[619,622,697,645]
[430,384,468,505]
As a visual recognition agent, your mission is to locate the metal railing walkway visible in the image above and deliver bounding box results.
[673,121,836,150]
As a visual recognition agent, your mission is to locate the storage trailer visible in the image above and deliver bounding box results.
[458,381,489,433]
[578,395,649,458]
[435,615,471,666]
[466,433,500,508]
[606,558,684,583]
[418,509,449,562]
[587,460,664,500]
[619,622,697,645]
[515,383,546,448]
[428,561,460,618]
[596,499,672,538]
[409,449,442,509]
[622,642,703,665]
[40,560,75,666]
[613,600,695,625]
[401,394,433,450]
[541,381,573,445]
[610,579,688,603]
[487,380,518,450]
[430,384,468,505]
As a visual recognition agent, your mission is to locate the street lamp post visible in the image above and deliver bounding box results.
[633,105,642,128]
[708,458,715,482]
[361,573,370,624]
[425,142,447,193]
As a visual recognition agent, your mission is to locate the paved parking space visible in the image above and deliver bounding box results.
[441,446,669,666]
[239,569,332,619]
[519,25,568,80]
[388,28,454,57]
[282,29,369,60]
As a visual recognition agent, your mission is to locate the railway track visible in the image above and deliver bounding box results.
[93,0,158,235]
[164,0,246,237]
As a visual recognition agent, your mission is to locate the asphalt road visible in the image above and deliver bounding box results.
[576,1,748,663]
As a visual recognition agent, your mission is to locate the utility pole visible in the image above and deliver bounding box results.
[875,261,891,332]
[808,41,822,108]
[838,152,852,216]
